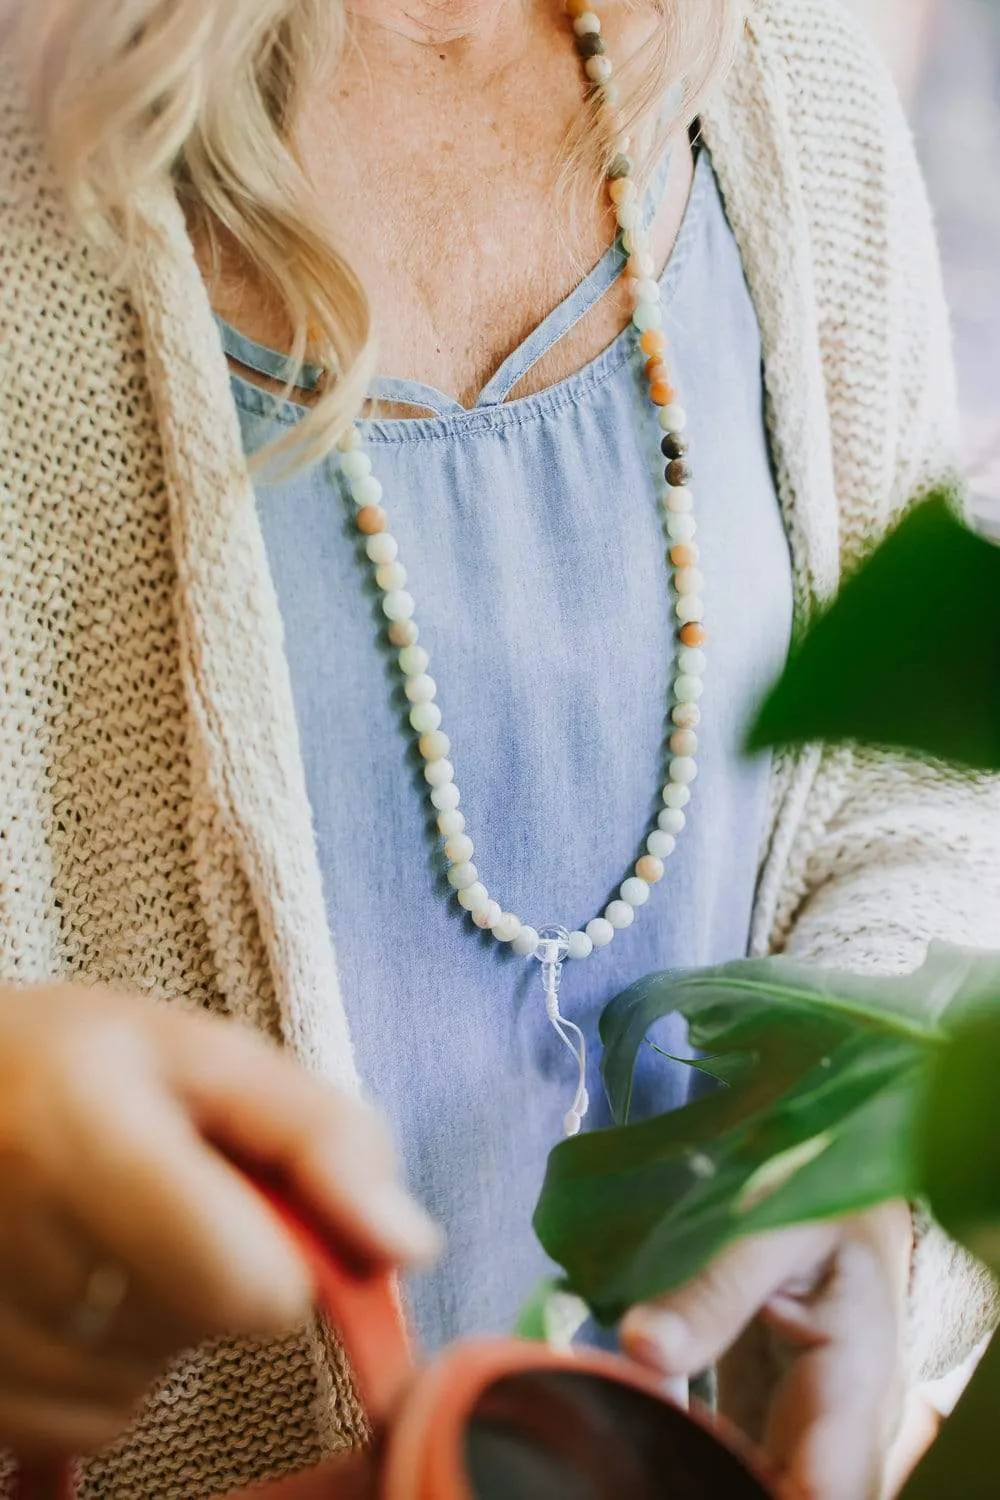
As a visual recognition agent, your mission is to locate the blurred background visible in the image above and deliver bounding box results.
[849,0,1000,532]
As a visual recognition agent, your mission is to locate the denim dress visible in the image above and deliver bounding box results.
[219,148,793,1352]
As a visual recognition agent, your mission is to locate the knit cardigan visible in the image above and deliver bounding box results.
[1,1,999,1495]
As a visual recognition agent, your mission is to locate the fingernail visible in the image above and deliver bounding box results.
[620,1307,688,1371]
[363,1187,444,1263]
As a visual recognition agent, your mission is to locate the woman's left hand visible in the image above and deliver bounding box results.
[620,1202,931,1500]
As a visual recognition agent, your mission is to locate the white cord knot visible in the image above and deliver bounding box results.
[534,925,589,1138]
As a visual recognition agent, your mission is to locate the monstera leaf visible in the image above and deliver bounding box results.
[532,947,1000,1324]
[748,495,1000,768]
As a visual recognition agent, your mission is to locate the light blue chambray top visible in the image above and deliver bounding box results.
[219,148,793,1354]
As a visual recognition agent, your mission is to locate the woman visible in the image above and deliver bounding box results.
[0,0,998,1496]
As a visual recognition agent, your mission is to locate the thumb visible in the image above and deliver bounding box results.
[620,1224,839,1376]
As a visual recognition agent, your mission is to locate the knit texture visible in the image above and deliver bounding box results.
[1,1,998,1493]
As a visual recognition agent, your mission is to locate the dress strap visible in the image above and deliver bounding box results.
[214,314,325,392]
[475,146,671,408]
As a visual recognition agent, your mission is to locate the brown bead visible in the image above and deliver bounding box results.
[669,543,699,567]
[388,619,419,648]
[608,152,632,180]
[356,505,387,535]
[576,32,605,57]
[661,433,688,460]
[666,458,692,487]
[680,623,706,647]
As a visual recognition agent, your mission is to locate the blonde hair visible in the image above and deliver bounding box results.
[8,0,746,462]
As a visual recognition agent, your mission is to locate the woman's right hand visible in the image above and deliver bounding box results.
[0,984,440,1459]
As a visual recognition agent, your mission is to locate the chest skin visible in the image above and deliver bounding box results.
[201,2,692,411]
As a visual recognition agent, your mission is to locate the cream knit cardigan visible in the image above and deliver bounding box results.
[2,0,999,1495]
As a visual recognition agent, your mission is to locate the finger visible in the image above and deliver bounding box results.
[152,1009,441,1266]
[0,1389,134,1459]
[620,1223,839,1376]
[764,1237,904,1500]
[0,1300,157,1404]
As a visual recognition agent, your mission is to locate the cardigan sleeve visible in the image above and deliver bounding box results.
[774,44,1000,1382]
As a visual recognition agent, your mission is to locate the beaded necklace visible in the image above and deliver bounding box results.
[335,2,705,1136]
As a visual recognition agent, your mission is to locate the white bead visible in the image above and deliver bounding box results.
[665,486,693,513]
[444,833,474,864]
[474,899,502,930]
[337,425,362,452]
[670,756,699,785]
[573,11,601,34]
[566,930,594,960]
[616,200,639,232]
[458,882,491,915]
[675,674,704,702]
[437,808,465,837]
[635,276,660,303]
[424,757,454,788]
[585,54,612,83]
[512,925,540,957]
[676,595,705,625]
[675,566,705,597]
[605,899,635,930]
[340,450,372,481]
[586,917,615,949]
[492,912,522,943]
[375,560,407,592]
[351,475,384,508]
[602,81,620,106]
[627,250,654,278]
[621,877,650,908]
[647,829,677,858]
[633,302,663,333]
[678,647,707,675]
[382,590,415,623]
[657,807,686,834]
[431,781,460,811]
[666,512,697,542]
[613,177,638,204]
[663,783,691,809]
[404,672,437,704]
[366,532,398,564]
[661,403,687,432]
[673,701,701,728]
[410,701,442,734]
[447,860,478,890]
[399,644,430,677]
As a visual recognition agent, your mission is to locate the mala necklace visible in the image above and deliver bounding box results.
[336,1,705,1136]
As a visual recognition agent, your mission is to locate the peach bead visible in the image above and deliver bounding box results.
[566,0,595,16]
[670,729,698,757]
[639,329,666,359]
[645,358,669,383]
[389,619,418,648]
[649,380,677,407]
[356,505,387,535]
[635,855,665,884]
[608,178,634,206]
[670,543,699,567]
[680,623,706,647]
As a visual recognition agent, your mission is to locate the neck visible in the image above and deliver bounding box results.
[345,0,535,53]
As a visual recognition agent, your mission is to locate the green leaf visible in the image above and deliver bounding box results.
[513,1277,588,1350]
[748,497,1000,770]
[533,946,1000,1325]
[919,1011,1000,1267]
